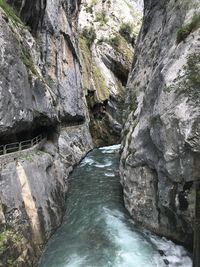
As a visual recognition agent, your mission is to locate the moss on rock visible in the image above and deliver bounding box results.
[0,0,22,25]
[79,35,93,91]
[92,65,109,101]
[80,35,110,102]
[177,14,200,43]
[21,46,38,77]
[165,53,200,103]
[106,33,134,67]
[0,227,25,267]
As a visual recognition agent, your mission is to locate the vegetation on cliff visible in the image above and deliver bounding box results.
[177,13,200,43]
[79,0,142,146]
[0,0,21,25]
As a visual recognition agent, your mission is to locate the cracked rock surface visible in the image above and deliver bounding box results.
[120,0,200,248]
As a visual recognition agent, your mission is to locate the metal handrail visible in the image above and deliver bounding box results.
[0,134,44,156]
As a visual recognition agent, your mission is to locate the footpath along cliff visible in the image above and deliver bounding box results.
[0,1,92,266]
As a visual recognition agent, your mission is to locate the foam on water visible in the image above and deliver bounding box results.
[99,144,121,153]
[80,157,95,166]
[63,255,86,267]
[39,145,192,267]
[105,172,116,177]
[94,162,113,168]
[149,235,192,267]
[103,208,164,267]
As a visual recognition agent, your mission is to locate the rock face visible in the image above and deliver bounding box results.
[120,0,200,248]
[79,0,143,146]
[0,0,84,139]
[0,1,92,266]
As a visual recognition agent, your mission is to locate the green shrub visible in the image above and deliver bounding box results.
[0,0,22,25]
[107,0,111,7]
[184,53,200,93]
[177,14,200,43]
[166,53,200,102]
[21,47,38,76]
[178,53,200,102]
[95,11,108,25]
[119,22,133,43]
[85,5,93,14]
[108,36,120,48]
[81,26,96,48]
[91,0,97,6]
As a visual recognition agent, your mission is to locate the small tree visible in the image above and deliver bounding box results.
[82,27,97,48]
[119,22,133,44]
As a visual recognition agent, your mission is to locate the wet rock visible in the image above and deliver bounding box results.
[163,259,170,265]
[158,249,165,256]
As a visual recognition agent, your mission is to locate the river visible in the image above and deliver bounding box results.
[38,145,192,267]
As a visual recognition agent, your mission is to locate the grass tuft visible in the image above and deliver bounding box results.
[21,47,38,76]
[177,14,200,43]
[0,0,22,25]
[95,11,108,26]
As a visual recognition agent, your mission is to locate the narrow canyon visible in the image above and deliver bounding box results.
[0,0,199,266]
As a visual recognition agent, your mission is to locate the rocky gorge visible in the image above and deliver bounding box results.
[0,0,199,266]
[79,0,142,146]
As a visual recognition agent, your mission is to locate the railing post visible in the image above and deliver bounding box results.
[193,180,200,267]
[0,134,45,157]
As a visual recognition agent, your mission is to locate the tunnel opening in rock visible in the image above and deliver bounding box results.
[0,125,57,147]
[33,125,57,142]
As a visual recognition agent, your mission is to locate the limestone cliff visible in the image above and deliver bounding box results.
[79,0,143,146]
[0,1,92,266]
[120,0,200,248]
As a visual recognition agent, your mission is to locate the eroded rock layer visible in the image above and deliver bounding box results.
[120,0,200,248]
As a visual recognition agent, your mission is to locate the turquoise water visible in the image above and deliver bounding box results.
[38,145,192,267]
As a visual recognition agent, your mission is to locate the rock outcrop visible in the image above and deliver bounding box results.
[120,0,200,248]
[79,0,143,146]
[0,1,92,266]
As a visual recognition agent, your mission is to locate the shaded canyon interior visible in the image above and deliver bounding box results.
[0,0,199,266]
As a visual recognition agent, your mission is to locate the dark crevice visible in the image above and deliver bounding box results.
[7,0,47,34]
[102,55,129,86]
[0,125,56,146]
[61,31,81,65]
[60,115,85,125]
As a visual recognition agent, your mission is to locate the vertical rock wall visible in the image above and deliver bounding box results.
[0,1,93,266]
[120,0,200,248]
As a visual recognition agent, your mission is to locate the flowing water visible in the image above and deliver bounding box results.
[38,145,192,267]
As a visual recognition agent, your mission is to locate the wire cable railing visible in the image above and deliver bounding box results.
[0,135,44,156]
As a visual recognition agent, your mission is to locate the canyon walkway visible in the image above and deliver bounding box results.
[0,121,85,162]
[0,135,44,156]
